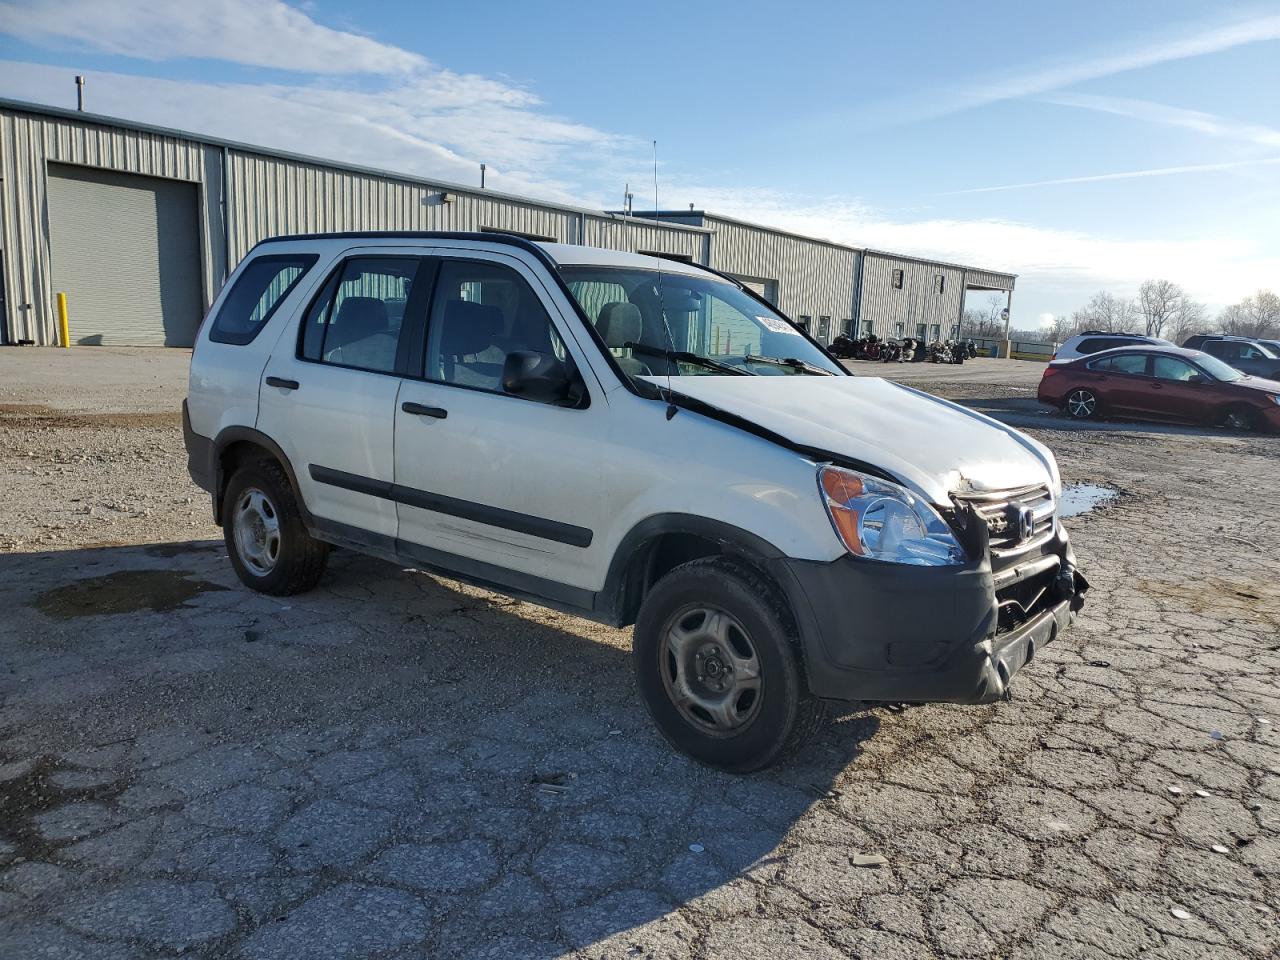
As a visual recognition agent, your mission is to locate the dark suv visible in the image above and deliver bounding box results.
[1181,335,1280,379]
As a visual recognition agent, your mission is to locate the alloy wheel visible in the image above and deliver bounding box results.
[1066,389,1097,418]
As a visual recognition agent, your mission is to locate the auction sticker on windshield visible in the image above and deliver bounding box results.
[758,315,801,335]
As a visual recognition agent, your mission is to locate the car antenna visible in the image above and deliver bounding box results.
[651,139,679,420]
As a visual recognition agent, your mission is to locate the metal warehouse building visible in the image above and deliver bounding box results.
[0,98,1014,349]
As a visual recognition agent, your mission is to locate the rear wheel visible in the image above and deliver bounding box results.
[1064,388,1099,419]
[633,557,826,773]
[223,459,329,595]
[1219,403,1258,432]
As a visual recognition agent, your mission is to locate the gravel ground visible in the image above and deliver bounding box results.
[1,348,1278,959]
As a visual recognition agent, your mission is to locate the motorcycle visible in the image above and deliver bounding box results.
[828,334,858,359]
[928,339,951,364]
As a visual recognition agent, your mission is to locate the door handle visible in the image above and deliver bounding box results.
[1151,383,1163,389]
[401,401,447,419]
[265,376,299,390]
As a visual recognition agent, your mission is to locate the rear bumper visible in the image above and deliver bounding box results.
[772,525,1087,704]
[183,399,216,494]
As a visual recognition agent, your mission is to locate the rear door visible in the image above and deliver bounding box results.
[258,251,432,542]
[393,250,610,597]
[1086,352,1151,414]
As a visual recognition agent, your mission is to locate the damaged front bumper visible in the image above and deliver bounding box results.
[770,523,1088,705]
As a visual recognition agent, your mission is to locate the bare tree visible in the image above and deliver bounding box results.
[1046,314,1074,345]
[1167,297,1210,345]
[1070,291,1137,333]
[1137,279,1182,338]
[1220,290,1280,339]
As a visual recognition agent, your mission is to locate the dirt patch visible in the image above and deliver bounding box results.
[31,569,228,618]
[0,403,181,430]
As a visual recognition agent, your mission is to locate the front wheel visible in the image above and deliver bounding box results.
[633,557,826,773]
[1064,388,1099,419]
[1219,404,1258,432]
[223,459,329,595]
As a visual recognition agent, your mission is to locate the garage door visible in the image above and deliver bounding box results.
[46,164,203,347]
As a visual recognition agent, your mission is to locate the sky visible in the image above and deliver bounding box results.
[1,1,1278,327]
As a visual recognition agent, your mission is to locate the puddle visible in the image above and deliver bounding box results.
[1059,483,1117,518]
[31,569,228,619]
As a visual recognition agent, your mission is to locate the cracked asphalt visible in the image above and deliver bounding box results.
[1,349,1278,959]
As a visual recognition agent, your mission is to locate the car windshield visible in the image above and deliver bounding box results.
[1193,352,1245,382]
[559,265,843,376]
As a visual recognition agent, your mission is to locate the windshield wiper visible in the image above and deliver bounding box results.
[742,354,834,376]
[626,342,750,375]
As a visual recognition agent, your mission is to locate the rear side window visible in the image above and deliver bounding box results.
[209,254,316,345]
[1088,353,1149,375]
[1078,337,1141,354]
[300,257,423,375]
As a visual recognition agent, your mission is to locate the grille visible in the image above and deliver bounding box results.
[954,483,1056,557]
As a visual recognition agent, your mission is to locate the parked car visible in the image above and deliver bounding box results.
[1037,345,1280,432]
[1051,330,1171,363]
[1180,335,1280,380]
[186,232,1088,772]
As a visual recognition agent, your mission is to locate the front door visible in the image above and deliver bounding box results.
[259,252,431,541]
[393,251,609,598]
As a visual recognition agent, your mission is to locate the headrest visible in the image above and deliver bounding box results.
[439,299,503,356]
[328,297,388,348]
[597,302,643,349]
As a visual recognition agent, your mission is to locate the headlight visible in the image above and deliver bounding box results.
[1271,395,1280,407]
[818,465,967,566]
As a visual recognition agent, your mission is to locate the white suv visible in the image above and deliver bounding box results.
[185,232,1087,771]
[1052,330,1171,363]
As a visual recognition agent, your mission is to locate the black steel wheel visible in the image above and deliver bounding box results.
[633,557,826,772]
[1219,403,1258,432]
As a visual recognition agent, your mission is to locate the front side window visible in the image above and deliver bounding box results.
[561,266,842,376]
[1191,352,1244,382]
[1152,356,1199,381]
[425,259,566,393]
[299,257,419,374]
[1241,343,1275,359]
[210,254,316,345]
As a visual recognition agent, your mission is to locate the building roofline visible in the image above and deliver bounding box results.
[626,209,1016,281]
[0,96,711,234]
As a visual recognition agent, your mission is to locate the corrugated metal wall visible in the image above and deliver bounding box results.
[857,254,966,340]
[0,107,222,344]
[703,216,858,337]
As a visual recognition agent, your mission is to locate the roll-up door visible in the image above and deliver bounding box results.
[46,164,202,346]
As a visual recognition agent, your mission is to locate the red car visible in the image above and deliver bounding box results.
[1038,345,1280,432]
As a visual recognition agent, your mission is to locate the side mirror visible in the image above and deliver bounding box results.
[1188,374,1207,384]
[502,350,584,406]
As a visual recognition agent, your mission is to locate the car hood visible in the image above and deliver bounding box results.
[647,374,1059,505]
[1232,374,1280,394]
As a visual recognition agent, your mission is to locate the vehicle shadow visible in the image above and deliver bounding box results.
[0,539,884,956]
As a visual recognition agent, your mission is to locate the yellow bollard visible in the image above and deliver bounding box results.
[57,292,71,348]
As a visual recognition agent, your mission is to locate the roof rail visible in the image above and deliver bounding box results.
[251,230,564,272]
[1080,329,1147,337]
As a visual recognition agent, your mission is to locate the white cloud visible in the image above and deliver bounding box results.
[0,60,637,204]
[0,0,425,74]
[1043,93,1280,148]
[942,156,1280,195]
[671,185,1280,312]
[855,13,1280,125]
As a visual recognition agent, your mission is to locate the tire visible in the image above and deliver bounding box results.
[222,459,329,596]
[1219,403,1258,432]
[1064,388,1099,419]
[633,557,826,773]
